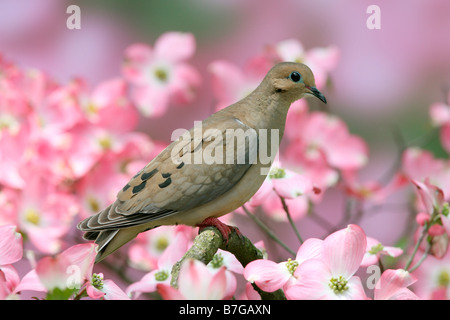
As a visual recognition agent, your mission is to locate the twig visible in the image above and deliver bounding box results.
[407,242,431,273]
[404,222,430,271]
[242,205,295,256]
[279,196,303,244]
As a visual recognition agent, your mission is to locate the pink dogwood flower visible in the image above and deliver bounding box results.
[429,100,450,153]
[157,259,229,300]
[402,147,450,202]
[122,32,201,117]
[286,111,368,172]
[17,174,78,254]
[127,225,194,271]
[209,58,270,111]
[361,237,403,267]
[126,232,189,298]
[412,179,450,235]
[247,162,316,221]
[0,225,23,265]
[374,269,418,300]
[411,179,450,258]
[207,249,244,299]
[341,170,408,204]
[244,238,323,293]
[411,249,450,299]
[30,243,129,300]
[0,225,23,299]
[285,224,368,300]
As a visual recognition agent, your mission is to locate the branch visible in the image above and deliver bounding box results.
[170,226,286,300]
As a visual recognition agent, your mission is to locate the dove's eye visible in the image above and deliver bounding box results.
[289,71,302,83]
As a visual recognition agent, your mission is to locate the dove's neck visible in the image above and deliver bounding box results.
[230,90,292,140]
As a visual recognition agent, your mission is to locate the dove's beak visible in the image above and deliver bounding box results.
[306,86,327,104]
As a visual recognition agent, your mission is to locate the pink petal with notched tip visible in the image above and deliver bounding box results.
[244,259,291,293]
[154,32,195,62]
[323,224,367,279]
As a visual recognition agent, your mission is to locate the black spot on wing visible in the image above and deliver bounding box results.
[158,177,172,188]
[141,168,158,181]
[122,184,131,192]
[176,162,184,169]
[132,180,147,194]
[162,172,172,178]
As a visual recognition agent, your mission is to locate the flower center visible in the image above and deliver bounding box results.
[154,68,168,82]
[25,208,40,225]
[329,276,349,294]
[210,253,224,269]
[269,167,286,179]
[98,135,112,150]
[438,270,450,287]
[442,202,449,217]
[85,103,98,116]
[286,258,299,275]
[368,243,384,255]
[155,237,169,252]
[92,273,104,290]
[87,196,100,213]
[154,270,169,282]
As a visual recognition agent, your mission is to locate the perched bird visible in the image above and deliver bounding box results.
[78,62,327,262]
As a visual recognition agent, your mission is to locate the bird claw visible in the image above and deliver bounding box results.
[197,217,242,244]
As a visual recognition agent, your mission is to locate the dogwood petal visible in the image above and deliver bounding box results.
[295,238,323,264]
[178,259,227,300]
[103,279,130,300]
[285,259,330,300]
[157,283,184,300]
[0,225,22,265]
[323,224,367,279]
[374,269,418,300]
[60,243,97,282]
[154,32,195,62]
[272,172,313,199]
[244,259,291,293]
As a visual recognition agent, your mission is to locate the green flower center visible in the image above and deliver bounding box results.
[209,253,224,269]
[286,258,299,275]
[92,273,104,290]
[437,270,450,287]
[156,237,169,252]
[368,243,384,255]
[25,208,40,225]
[442,202,449,218]
[269,167,286,179]
[329,276,349,294]
[154,270,169,282]
[154,68,168,82]
[87,196,100,213]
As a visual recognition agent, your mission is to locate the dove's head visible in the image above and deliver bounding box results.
[265,62,327,104]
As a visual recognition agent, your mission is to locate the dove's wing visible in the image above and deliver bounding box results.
[78,116,258,231]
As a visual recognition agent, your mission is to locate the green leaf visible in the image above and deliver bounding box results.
[45,287,78,300]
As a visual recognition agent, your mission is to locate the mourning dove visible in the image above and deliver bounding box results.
[78,62,327,262]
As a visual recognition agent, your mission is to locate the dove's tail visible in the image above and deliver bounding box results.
[84,227,145,263]
[93,229,133,263]
[78,205,155,263]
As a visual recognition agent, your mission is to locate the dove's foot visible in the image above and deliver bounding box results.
[197,217,242,244]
